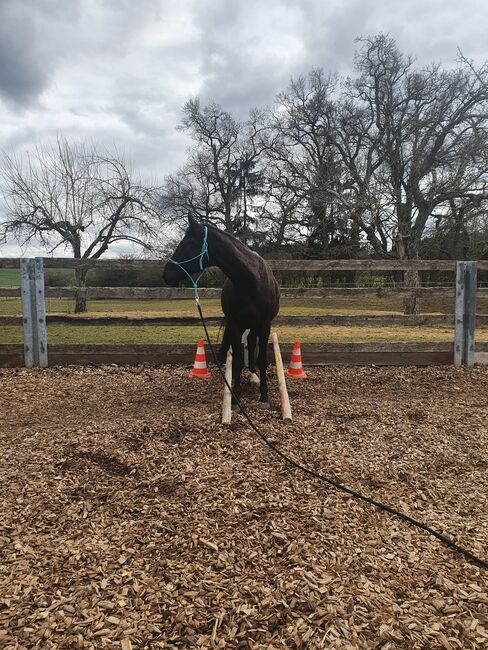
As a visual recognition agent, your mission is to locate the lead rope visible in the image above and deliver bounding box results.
[196,301,487,570]
[171,227,488,570]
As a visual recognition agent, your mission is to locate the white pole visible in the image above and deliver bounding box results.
[243,328,250,367]
[222,347,233,424]
[271,332,292,421]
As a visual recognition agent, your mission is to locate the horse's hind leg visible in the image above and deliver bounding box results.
[257,323,271,408]
[247,329,260,386]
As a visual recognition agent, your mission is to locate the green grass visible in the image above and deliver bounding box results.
[0,269,20,287]
[2,324,488,345]
[2,295,487,317]
[0,268,74,289]
[2,289,487,346]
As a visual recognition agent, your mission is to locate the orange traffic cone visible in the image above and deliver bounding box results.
[285,339,306,379]
[189,339,211,378]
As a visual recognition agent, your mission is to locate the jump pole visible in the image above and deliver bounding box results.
[243,329,250,367]
[222,347,233,424]
[271,332,292,421]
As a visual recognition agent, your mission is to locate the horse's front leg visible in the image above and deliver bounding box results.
[218,322,231,366]
[257,323,271,408]
[230,325,245,409]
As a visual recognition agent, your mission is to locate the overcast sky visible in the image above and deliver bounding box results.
[1,0,488,256]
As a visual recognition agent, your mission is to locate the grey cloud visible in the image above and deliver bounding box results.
[189,0,309,115]
[1,0,488,193]
[190,0,488,118]
[0,0,80,106]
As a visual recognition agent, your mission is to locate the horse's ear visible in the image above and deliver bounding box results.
[187,213,199,231]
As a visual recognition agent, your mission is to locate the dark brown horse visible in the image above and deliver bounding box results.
[162,215,280,407]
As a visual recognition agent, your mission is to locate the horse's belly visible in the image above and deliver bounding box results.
[221,279,278,327]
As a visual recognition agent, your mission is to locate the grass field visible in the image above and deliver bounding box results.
[0,268,76,288]
[0,269,20,287]
[1,322,488,345]
[2,294,486,317]
[2,270,487,345]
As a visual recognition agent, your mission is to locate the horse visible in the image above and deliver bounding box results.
[162,214,280,408]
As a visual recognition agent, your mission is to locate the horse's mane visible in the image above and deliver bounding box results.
[201,221,255,256]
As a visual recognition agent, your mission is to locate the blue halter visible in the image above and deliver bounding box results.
[168,225,209,302]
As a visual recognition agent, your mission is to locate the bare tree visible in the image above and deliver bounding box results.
[162,99,269,237]
[333,35,488,310]
[266,70,363,258]
[0,138,160,311]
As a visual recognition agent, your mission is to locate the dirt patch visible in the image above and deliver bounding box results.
[57,450,134,477]
[0,364,487,648]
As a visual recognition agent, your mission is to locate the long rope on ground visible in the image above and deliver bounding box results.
[196,301,488,571]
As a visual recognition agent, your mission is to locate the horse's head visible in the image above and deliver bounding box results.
[162,214,208,286]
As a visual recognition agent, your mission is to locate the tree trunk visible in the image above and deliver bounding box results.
[403,268,420,315]
[395,232,420,315]
[224,202,233,233]
[74,267,88,313]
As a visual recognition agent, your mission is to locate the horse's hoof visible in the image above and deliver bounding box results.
[231,403,240,412]
[257,401,270,410]
[249,373,260,386]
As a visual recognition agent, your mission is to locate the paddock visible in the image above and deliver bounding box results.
[1,364,487,649]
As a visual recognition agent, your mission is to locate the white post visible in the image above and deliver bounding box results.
[271,332,292,421]
[20,258,48,368]
[454,261,477,367]
[34,258,48,368]
[464,262,477,367]
[20,259,35,368]
[222,347,233,424]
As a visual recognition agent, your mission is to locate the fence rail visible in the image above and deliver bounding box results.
[4,342,487,368]
[2,256,488,271]
[2,286,488,300]
[1,313,487,327]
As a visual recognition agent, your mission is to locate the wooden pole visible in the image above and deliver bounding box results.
[222,347,233,424]
[271,332,292,421]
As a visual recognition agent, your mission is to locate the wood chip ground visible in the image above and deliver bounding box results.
[0,364,487,649]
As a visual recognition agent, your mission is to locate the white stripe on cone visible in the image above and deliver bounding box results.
[194,361,207,369]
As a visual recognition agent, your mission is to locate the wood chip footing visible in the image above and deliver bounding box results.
[0,365,487,649]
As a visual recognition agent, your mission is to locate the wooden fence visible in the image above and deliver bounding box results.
[1,257,487,368]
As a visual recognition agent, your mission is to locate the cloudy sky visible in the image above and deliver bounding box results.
[1,0,488,255]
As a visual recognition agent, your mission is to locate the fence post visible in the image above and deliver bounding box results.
[34,258,48,368]
[20,259,36,368]
[454,261,477,367]
[20,258,48,368]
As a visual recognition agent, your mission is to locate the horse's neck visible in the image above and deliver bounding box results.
[208,229,256,287]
